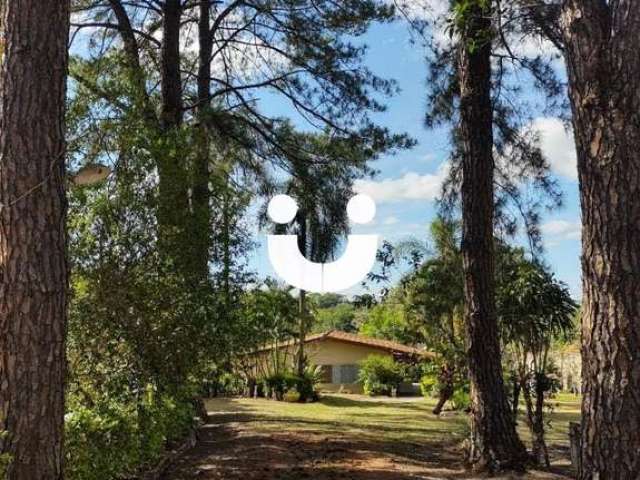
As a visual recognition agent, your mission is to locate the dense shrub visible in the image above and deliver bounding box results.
[296,365,322,401]
[263,373,287,400]
[451,388,471,411]
[419,362,448,398]
[420,364,470,411]
[283,389,301,403]
[358,355,405,396]
[64,392,196,480]
[202,368,247,397]
[419,373,438,398]
[65,403,139,480]
[260,366,321,402]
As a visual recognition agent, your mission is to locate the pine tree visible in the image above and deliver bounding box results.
[0,1,70,478]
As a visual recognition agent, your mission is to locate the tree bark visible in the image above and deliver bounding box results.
[296,212,308,377]
[532,379,549,467]
[192,0,213,282]
[160,0,183,131]
[560,2,640,478]
[522,379,549,468]
[433,364,454,415]
[0,1,70,479]
[107,0,154,119]
[512,373,521,422]
[457,0,528,472]
[157,0,191,275]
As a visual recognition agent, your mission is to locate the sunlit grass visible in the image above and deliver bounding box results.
[206,393,581,450]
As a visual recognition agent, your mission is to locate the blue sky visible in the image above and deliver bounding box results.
[247,20,583,300]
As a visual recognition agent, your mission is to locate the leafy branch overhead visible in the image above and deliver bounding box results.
[70,0,412,167]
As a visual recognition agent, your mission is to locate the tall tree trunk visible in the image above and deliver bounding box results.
[532,378,549,468]
[160,0,183,131]
[296,213,308,377]
[522,378,549,468]
[512,372,521,422]
[560,2,640,478]
[0,1,70,478]
[221,186,232,307]
[157,0,191,275]
[107,0,154,119]
[457,0,527,472]
[192,0,213,282]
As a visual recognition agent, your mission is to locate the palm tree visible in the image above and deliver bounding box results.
[266,132,372,375]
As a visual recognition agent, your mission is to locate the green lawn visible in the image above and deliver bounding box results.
[207,395,469,444]
[186,394,581,479]
[205,393,580,449]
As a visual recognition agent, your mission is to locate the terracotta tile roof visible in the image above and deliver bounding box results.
[254,330,432,358]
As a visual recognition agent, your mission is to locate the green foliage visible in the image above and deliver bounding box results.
[60,1,413,478]
[207,371,247,397]
[396,219,467,379]
[310,293,348,309]
[497,248,578,349]
[419,362,447,398]
[419,362,470,411]
[283,390,301,403]
[298,365,324,401]
[419,373,439,398]
[358,300,412,344]
[358,355,406,396]
[313,303,357,333]
[260,366,321,402]
[64,393,195,480]
[0,430,11,479]
[65,403,139,480]
[451,388,471,411]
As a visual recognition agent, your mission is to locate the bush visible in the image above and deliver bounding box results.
[260,366,321,403]
[202,369,246,397]
[420,371,470,411]
[65,403,139,480]
[264,373,287,400]
[419,373,438,398]
[64,391,197,480]
[296,365,322,402]
[283,389,301,403]
[419,363,446,398]
[218,372,246,396]
[451,388,471,411]
[358,355,405,396]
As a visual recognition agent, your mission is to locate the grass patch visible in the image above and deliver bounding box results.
[206,393,580,451]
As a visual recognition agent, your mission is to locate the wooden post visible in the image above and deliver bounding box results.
[569,422,581,477]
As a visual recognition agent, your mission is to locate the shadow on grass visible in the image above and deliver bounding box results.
[319,395,432,412]
[204,397,465,441]
[164,419,469,480]
[186,397,576,480]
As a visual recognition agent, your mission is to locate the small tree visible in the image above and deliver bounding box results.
[498,252,577,467]
[358,355,405,396]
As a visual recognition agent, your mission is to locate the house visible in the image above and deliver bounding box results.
[552,343,581,394]
[248,330,431,394]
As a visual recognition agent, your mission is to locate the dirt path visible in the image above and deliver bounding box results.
[162,399,575,480]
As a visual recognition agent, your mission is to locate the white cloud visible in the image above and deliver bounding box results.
[354,163,449,203]
[383,216,400,225]
[541,219,582,241]
[393,0,447,22]
[531,117,578,181]
[512,36,560,60]
[392,0,453,49]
